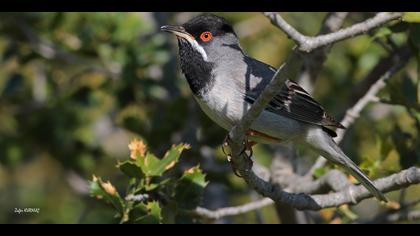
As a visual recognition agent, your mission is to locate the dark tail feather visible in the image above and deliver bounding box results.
[343,158,388,202]
[308,130,388,202]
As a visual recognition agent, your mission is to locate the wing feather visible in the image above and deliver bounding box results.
[242,57,344,137]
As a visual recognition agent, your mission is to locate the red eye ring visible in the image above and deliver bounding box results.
[200,31,213,42]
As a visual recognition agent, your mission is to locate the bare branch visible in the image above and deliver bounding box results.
[319,12,349,35]
[190,198,274,220]
[264,12,402,52]
[263,13,308,46]
[250,167,420,211]
[284,170,351,194]
[298,12,349,92]
[271,152,350,194]
[220,12,418,212]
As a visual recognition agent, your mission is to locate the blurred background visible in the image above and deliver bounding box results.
[0,12,419,224]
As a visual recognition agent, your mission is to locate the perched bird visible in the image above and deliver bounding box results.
[161,14,387,202]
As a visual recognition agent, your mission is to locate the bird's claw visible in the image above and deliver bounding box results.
[222,135,254,178]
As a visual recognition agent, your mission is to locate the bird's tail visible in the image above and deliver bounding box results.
[343,156,388,202]
[305,128,387,202]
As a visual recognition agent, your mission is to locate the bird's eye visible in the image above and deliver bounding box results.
[200,31,213,42]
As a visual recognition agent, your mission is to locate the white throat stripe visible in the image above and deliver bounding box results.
[187,38,208,61]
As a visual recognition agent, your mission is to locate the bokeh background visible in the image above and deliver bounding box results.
[0,12,419,224]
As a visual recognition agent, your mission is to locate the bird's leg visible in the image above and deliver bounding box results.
[222,134,254,178]
[222,135,241,177]
[240,135,254,176]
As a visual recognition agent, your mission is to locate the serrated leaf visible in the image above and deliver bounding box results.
[117,161,145,179]
[137,143,190,177]
[137,152,163,177]
[89,176,125,215]
[133,201,162,224]
[156,143,190,172]
[174,166,208,210]
[403,12,420,23]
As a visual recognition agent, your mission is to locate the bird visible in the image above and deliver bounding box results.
[161,13,387,202]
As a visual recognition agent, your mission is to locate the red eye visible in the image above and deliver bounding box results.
[200,31,213,42]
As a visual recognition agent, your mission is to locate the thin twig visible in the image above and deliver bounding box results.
[257,167,420,211]
[221,12,419,212]
[264,12,402,52]
[191,198,274,220]
[298,12,349,92]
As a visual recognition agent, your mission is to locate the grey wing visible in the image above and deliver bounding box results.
[243,57,344,136]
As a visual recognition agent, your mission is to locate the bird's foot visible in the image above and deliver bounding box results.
[222,135,254,178]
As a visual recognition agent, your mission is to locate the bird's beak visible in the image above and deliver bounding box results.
[160,25,194,41]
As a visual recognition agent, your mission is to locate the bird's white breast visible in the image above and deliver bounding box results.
[192,68,306,143]
[194,73,249,130]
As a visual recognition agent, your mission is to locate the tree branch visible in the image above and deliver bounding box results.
[298,12,349,93]
[251,167,420,211]
[264,12,402,52]
[276,13,349,223]
[221,12,419,213]
[190,198,274,220]
[270,151,351,194]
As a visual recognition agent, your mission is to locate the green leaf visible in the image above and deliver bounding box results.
[117,161,145,179]
[148,201,162,221]
[313,166,328,179]
[144,183,159,191]
[137,153,164,177]
[174,166,208,210]
[129,202,148,221]
[372,27,392,40]
[133,201,162,224]
[154,143,190,173]
[137,143,190,177]
[403,13,420,23]
[359,157,379,177]
[89,176,125,215]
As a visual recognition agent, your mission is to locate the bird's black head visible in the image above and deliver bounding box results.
[161,14,240,61]
[161,14,242,96]
[182,14,236,40]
